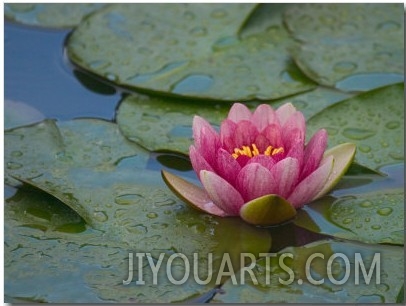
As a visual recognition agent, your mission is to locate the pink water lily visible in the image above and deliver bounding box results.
[162,103,355,226]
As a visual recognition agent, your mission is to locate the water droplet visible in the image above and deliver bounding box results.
[377,21,400,31]
[375,51,392,60]
[10,150,23,157]
[389,152,403,160]
[122,219,147,234]
[171,74,214,94]
[212,36,239,51]
[343,128,375,140]
[364,217,371,222]
[211,8,227,18]
[189,26,207,37]
[342,218,353,224]
[105,73,118,82]
[380,141,389,148]
[115,194,143,205]
[155,198,176,207]
[371,224,381,230]
[6,162,22,170]
[333,61,357,73]
[360,200,372,208]
[376,283,390,292]
[357,294,384,303]
[89,60,111,70]
[129,61,187,84]
[147,212,158,219]
[151,222,169,230]
[385,121,400,129]
[358,145,371,153]
[377,207,393,216]
[93,211,108,222]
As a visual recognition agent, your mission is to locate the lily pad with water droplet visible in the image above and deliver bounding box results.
[5,3,107,28]
[213,239,403,303]
[307,83,404,170]
[285,4,404,89]
[5,118,272,302]
[117,87,352,154]
[67,3,315,101]
[5,118,149,187]
[295,187,404,245]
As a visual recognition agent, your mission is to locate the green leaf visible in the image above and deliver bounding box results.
[5,118,149,187]
[307,83,404,170]
[5,118,272,302]
[116,87,352,154]
[284,4,404,89]
[4,3,106,28]
[240,194,297,226]
[67,4,316,101]
[295,188,404,245]
[213,239,404,303]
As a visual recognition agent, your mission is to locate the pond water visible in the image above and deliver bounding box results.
[4,17,404,303]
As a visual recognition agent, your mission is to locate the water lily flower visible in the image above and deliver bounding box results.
[162,103,356,226]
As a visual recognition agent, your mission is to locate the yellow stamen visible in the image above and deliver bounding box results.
[232,144,284,159]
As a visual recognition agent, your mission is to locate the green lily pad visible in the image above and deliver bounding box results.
[117,87,352,154]
[67,4,316,101]
[5,99,45,130]
[213,239,404,303]
[307,83,404,170]
[284,4,404,89]
[5,118,272,302]
[4,3,106,28]
[295,188,404,246]
[5,119,149,187]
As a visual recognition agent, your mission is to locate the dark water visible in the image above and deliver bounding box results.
[5,22,119,121]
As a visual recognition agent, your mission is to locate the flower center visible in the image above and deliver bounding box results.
[231,144,284,159]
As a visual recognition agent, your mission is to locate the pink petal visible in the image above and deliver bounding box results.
[286,140,304,169]
[251,104,278,132]
[287,155,334,209]
[189,145,214,180]
[300,129,328,180]
[247,155,275,170]
[227,103,252,122]
[193,115,221,166]
[200,170,245,216]
[236,163,277,202]
[220,119,237,152]
[281,112,305,152]
[270,157,300,199]
[161,170,228,217]
[216,148,241,186]
[261,123,283,148]
[275,102,297,126]
[233,120,258,149]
